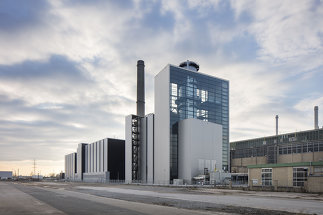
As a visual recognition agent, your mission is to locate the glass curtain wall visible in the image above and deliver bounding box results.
[169,65,229,180]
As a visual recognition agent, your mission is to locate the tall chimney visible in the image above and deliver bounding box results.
[137,60,145,117]
[275,115,279,136]
[314,106,319,129]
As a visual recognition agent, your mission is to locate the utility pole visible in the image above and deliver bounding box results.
[33,159,36,176]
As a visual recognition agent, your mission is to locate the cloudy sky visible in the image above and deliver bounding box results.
[0,0,322,176]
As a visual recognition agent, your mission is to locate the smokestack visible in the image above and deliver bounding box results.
[275,115,279,136]
[137,60,145,117]
[314,106,319,129]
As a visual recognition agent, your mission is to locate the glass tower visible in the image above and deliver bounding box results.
[168,64,229,180]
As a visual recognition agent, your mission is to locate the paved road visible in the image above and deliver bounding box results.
[0,182,227,215]
[75,186,323,214]
[1,182,323,214]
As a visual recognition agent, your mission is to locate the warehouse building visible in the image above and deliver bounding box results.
[230,107,323,192]
[0,171,13,180]
[65,138,125,183]
[125,60,228,184]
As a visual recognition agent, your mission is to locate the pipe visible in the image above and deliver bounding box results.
[275,115,279,136]
[137,60,145,117]
[314,106,319,129]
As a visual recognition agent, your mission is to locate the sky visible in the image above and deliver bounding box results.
[0,0,322,176]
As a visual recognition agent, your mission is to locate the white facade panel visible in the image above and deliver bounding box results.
[94,142,97,172]
[85,145,88,173]
[125,115,133,183]
[98,141,100,172]
[76,144,82,181]
[146,113,154,184]
[100,140,104,172]
[154,65,170,184]
[104,139,108,172]
[91,143,94,173]
[178,118,222,184]
[140,117,147,182]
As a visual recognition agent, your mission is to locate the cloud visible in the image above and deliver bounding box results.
[0,0,322,174]
[0,0,51,31]
[230,0,323,69]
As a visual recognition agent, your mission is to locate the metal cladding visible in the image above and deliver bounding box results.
[179,60,199,72]
[137,60,145,117]
[315,106,319,129]
[275,115,279,136]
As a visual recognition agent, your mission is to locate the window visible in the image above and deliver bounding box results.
[314,166,323,175]
[261,168,272,186]
[293,167,308,187]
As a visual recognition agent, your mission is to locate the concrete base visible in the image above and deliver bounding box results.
[83,172,110,183]
[173,179,184,185]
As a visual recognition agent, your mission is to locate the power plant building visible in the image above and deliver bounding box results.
[126,60,229,184]
[65,59,228,185]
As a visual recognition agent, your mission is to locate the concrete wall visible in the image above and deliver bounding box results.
[306,176,323,193]
[178,118,222,184]
[83,172,109,183]
[278,151,323,163]
[249,166,319,187]
[231,166,248,173]
[248,168,261,186]
[154,65,170,184]
[232,157,267,167]
[232,151,323,174]
[249,167,292,187]
[231,156,267,173]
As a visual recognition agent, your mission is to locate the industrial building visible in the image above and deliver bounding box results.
[0,171,13,180]
[230,107,323,192]
[65,152,76,180]
[65,138,125,182]
[125,60,229,184]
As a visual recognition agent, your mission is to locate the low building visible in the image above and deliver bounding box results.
[231,127,323,192]
[0,171,13,180]
[65,138,125,183]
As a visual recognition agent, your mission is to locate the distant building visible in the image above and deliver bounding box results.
[65,152,77,180]
[0,171,12,180]
[65,138,125,183]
